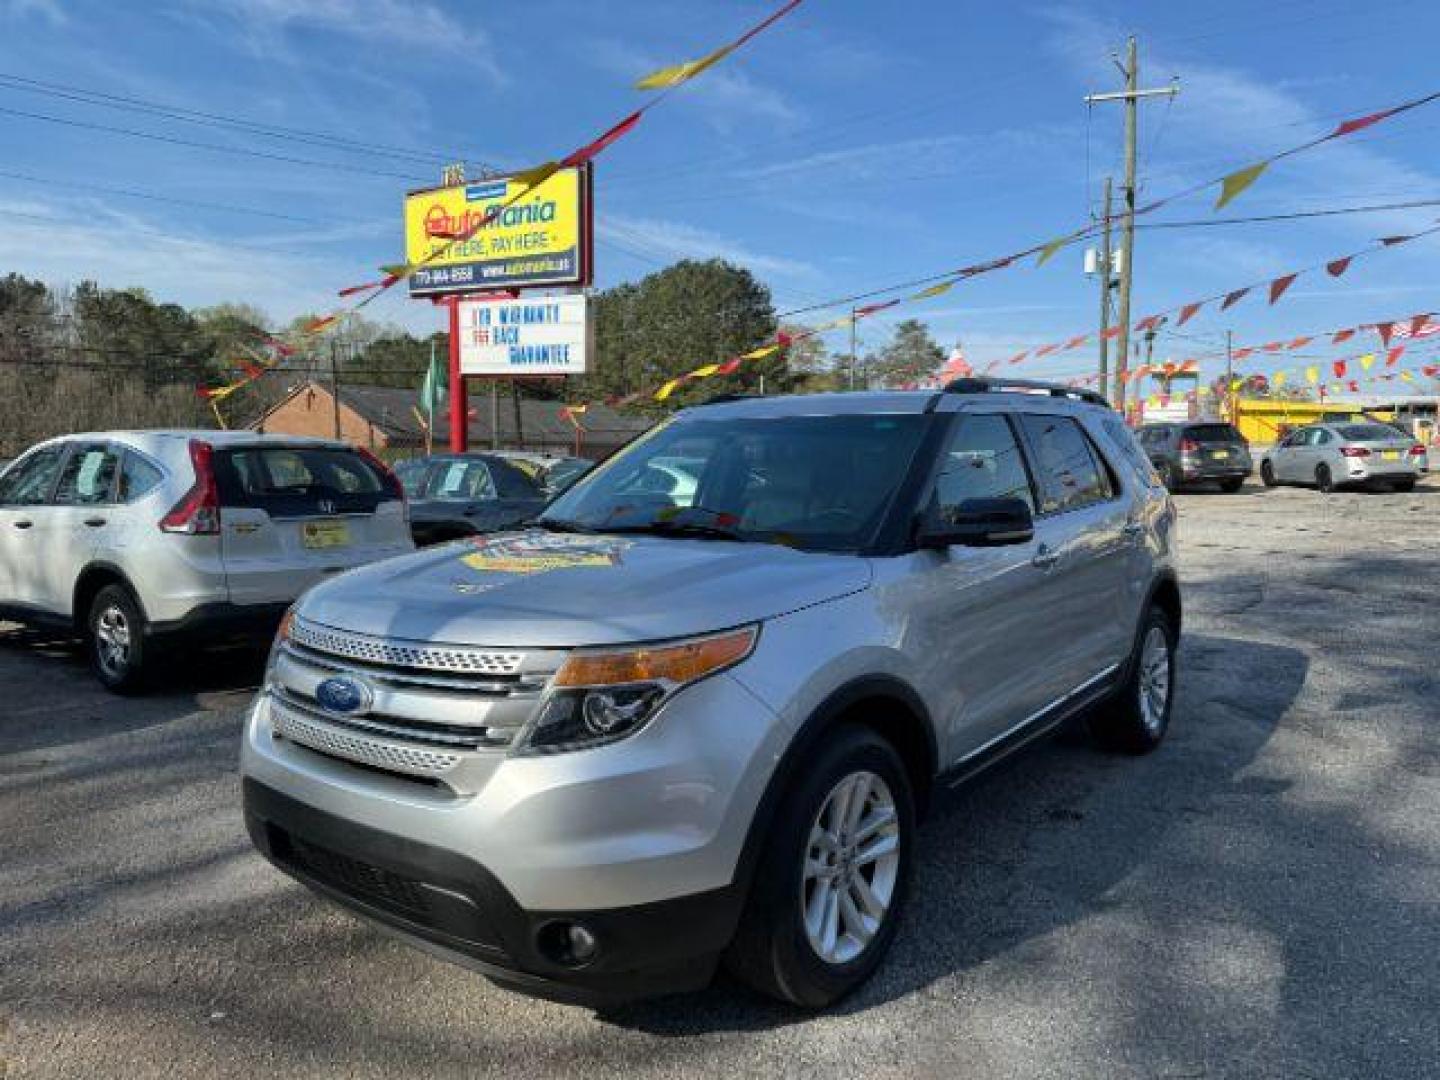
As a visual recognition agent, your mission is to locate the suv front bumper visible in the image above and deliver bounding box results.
[239,670,789,1003]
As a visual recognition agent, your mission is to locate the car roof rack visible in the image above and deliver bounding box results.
[942,376,1111,409]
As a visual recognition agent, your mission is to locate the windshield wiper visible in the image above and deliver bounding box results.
[608,519,747,541]
[524,517,595,534]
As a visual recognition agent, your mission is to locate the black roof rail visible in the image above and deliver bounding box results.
[943,376,1111,409]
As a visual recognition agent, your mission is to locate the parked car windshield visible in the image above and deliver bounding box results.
[1336,424,1406,442]
[1184,424,1243,444]
[540,414,930,552]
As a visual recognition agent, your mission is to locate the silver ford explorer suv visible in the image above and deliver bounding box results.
[241,378,1181,1008]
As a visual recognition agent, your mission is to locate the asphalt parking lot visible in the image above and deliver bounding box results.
[2,479,1438,1079]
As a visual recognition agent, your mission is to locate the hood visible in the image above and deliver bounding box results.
[298,529,872,648]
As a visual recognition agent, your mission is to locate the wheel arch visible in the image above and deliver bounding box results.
[732,675,938,896]
[72,562,146,634]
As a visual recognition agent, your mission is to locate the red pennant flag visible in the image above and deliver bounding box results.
[1333,360,1348,379]
[1262,341,1284,353]
[562,110,643,168]
[264,337,296,357]
[1409,314,1431,336]
[1034,344,1060,358]
[1062,335,1088,350]
[1386,346,1405,367]
[1347,380,1359,392]
[1268,273,1298,304]
[1177,302,1203,326]
[1329,106,1402,139]
[1380,235,1414,246]
[1422,365,1439,377]
[241,362,265,380]
[1221,288,1250,311]
[855,299,900,317]
[1233,347,1255,360]
[1009,351,1029,365]
[1287,336,1313,350]
[716,359,743,376]
[1376,322,1396,345]
[1135,315,1161,332]
[1100,326,1123,340]
[1331,328,1356,345]
[1326,257,1353,277]
[195,385,215,400]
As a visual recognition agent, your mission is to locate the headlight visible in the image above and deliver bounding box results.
[515,626,758,754]
[264,607,296,684]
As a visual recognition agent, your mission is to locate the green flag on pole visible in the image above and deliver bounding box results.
[419,350,447,416]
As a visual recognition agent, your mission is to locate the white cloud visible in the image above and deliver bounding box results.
[3,0,64,22]
[598,212,816,279]
[179,0,503,81]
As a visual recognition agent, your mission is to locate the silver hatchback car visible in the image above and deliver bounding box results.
[1260,421,1427,493]
[241,379,1181,1008]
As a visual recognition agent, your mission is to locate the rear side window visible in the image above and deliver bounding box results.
[424,460,497,502]
[1103,417,1161,485]
[1018,415,1115,515]
[55,444,121,505]
[215,446,388,517]
[0,445,67,506]
[935,414,1035,512]
[118,453,164,502]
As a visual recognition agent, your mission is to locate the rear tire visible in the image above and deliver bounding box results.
[1392,479,1416,493]
[1089,605,1176,755]
[1260,461,1277,487]
[88,584,149,694]
[725,725,915,1008]
[1315,464,1335,494]
[1219,477,1244,493]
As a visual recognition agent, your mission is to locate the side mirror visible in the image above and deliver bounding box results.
[916,496,1035,549]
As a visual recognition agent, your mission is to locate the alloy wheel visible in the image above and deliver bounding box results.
[1137,625,1171,734]
[800,770,901,965]
[94,605,132,678]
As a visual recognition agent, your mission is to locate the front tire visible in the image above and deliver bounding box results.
[1089,605,1176,754]
[88,584,149,694]
[1260,461,1277,487]
[1392,479,1416,493]
[725,725,915,1008]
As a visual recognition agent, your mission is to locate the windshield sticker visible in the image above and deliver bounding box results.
[459,532,629,576]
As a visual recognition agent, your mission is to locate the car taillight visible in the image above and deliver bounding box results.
[1409,445,1427,456]
[1339,446,1370,458]
[1178,438,1199,454]
[159,439,220,534]
[356,446,404,501]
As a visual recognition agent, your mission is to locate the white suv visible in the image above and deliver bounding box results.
[0,430,413,691]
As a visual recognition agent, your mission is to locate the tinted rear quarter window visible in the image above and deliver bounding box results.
[1185,424,1243,444]
[1337,424,1404,441]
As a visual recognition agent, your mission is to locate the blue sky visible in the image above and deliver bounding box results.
[1,0,1438,386]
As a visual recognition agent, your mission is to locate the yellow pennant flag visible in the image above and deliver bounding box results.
[512,161,561,190]
[635,44,735,90]
[1230,378,1244,391]
[690,364,720,379]
[1401,371,1415,383]
[1305,366,1319,385]
[1216,161,1270,209]
[380,261,417,279]
[1036,237,1067,266]
[1273,370,1287,388]
[816,314,855,331]
[910,280,955,301]
[654,378,682,402]
[743,344,780,360]
[1359,353,1376,371]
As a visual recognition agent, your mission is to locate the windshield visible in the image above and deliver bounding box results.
[540,414,930,552]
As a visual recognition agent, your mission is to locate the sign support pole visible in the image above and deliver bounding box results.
[446,296,468,453]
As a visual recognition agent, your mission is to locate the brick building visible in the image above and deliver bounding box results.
[249,380,653,461]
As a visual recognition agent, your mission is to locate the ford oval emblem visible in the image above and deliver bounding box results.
[315,676,372,716]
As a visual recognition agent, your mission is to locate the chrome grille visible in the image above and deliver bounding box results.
[290,618,524,675]
[271,700,462,778]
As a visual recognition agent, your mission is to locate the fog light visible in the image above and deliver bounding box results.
[536,920,599,967]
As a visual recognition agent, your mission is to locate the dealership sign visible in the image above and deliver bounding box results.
[403,165,593,296]
[458,295,591,377]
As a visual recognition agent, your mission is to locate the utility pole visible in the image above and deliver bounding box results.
[329,340,342,440]
[1085,37,1178,416]
[1096,175,1115,403]
[849,308,858,390]
[1224,329,1234,424]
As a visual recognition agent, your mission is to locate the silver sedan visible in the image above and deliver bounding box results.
[1260,421,1427,493]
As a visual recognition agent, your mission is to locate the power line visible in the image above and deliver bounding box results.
[0,102,430,182]
[1139,198,1440,230]
[0,70,496,172]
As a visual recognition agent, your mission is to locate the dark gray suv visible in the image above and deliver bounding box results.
[1138,421,1252,492]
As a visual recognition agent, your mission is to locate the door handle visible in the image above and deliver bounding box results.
[84,518,107,527]
[1031,544,1061,570]
[13,520,33,530]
